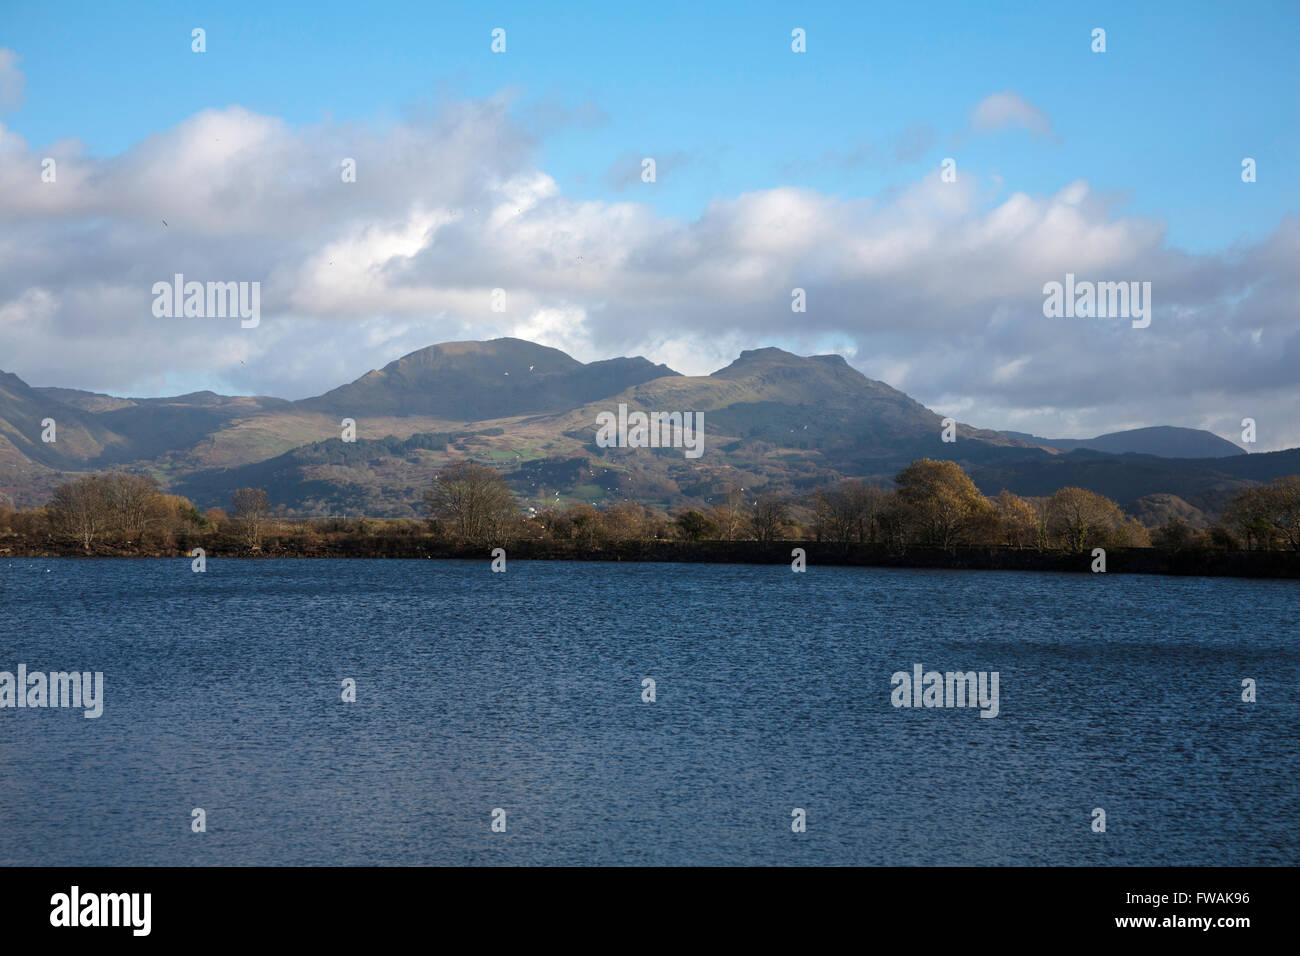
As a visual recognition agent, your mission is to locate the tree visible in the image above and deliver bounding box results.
[537,507,575,541]
[674,509,715,541]
[231,487,271,551]
[567,503,601,546]
[750,494,791,543]
[1264,476,1300,550]
[1152,517,1200,551]
[877,492,909,551]
[100,473,164,543]
[161,495,208,531]
[1045,487,1128,552]
[424,462,517,544]
[815,480,889,545]
[706,484,748,541]
[48,477,111,552]
[600,501,650,543]
[1204,524,1237,550]
[1222,486,1275,550]
[893,459,991,550]
[992,490,1039,548]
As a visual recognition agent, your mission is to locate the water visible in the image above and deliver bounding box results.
[1,558,1296,866]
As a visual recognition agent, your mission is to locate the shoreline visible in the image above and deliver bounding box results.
[3,538,1298,578]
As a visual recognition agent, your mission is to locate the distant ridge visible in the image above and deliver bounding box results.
[1003,425,1245,459]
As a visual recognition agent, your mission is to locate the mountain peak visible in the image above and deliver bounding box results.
[386,337,582,374]
[722,346,799,368]
[299,337,678,421]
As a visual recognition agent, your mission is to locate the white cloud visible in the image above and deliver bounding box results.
[0,99,1297,449]
[970,90,1055,139]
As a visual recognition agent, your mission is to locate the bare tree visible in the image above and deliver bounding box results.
[599,501,650,543]
[101,473,163,543]
[231,487,271,551]
[815,480,889,544]
[424,462,517,544]
[706,484,747,541]
[750,494,791,543]
[48,476,111,552]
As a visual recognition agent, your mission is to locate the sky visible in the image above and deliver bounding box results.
[1,0,1297,447]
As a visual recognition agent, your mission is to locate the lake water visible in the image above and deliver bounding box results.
[1,558,1296,866]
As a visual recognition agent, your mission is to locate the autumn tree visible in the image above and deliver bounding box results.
[1045,487,1129,552]
[536,507,575,540]
[1264,475,1300,550]
[1152,517,1201,551]
[1221,486,1274,549]
[599,501,651,543]
[991,490,1039,548]
[231,487,272,551]
[893,459,991,550]
[1224,476,1300,550]
[160,494,208,531]
[566,503,601,546]
[423,462,517,545]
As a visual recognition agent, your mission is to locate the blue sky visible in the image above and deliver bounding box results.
[1,1,1297,447]
[5,0,1296,252]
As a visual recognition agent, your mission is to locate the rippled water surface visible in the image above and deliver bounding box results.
[1,558,1296,865]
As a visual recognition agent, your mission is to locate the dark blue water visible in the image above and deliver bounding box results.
[1,558,1296,865]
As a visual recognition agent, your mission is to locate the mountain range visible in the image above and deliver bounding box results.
[1,338,1293,524]
[1002,427,1244,458]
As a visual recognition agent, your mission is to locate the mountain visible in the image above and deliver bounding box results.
[552,345,1034,465]
[297,338,679,420]
[1004,425,1245,458]
[0,371,128,468]
[164,345,1035,514]
[2,339,1297,517]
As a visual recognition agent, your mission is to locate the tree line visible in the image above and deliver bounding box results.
[420,459,1300,554]
[3,459,1299,555]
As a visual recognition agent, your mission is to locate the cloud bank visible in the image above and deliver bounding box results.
[0,95,1296,449]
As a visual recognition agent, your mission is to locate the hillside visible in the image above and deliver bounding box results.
[2,339,1297,517]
